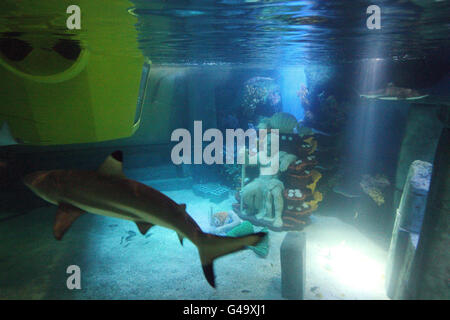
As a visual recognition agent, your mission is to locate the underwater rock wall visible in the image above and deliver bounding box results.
[304,65,335,97]
[413,128,450,299]
[186,67,219,132]
[394,105,444,208]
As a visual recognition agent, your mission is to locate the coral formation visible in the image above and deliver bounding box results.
[297,80,351,135]
[297,84,310,107]
[303,137,318,154]
[360,174,390,206]
[257,112,299,134]
[241,77,281,119]
[365,187,385,206]
[282,163,323,229]
[307,170,322,193]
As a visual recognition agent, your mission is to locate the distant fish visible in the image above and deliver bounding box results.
[332,184,362,198]
[360,83,428,101]
[314,165,331,171]
[245,76,275,85]
[311,128,331,136]
[297,125,331,137]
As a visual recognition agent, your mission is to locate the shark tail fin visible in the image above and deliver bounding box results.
[197,232,267,288]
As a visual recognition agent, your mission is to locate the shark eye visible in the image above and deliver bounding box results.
[0,37,32,61]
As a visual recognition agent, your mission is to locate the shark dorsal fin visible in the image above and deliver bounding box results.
[98,151,125,178]
[136,222,154,235]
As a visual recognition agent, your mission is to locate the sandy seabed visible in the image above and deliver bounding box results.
[0,188,388,300]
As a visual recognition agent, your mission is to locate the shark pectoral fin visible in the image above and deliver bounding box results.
[177,233,184,246]
[98,150,126,178]
[54,203,85,240]
[136,222,154,235]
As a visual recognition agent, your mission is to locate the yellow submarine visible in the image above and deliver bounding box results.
[0,0,148,145]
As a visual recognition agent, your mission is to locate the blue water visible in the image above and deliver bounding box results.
[132,0,450,65]
[0,0,449,301]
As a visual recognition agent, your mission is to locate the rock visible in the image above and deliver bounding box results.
[280,231,306,299]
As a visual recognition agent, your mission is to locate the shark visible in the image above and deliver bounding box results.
[359,83,428,101]
[23,151,266,288]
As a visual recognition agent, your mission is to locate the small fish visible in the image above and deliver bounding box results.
[125,231,136,242]
[297,125,331,137]
[354,211,359,219]
[314,165,331,171]
[245,76,275,85]
[332,184,362,198]
[311,128,331,136]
